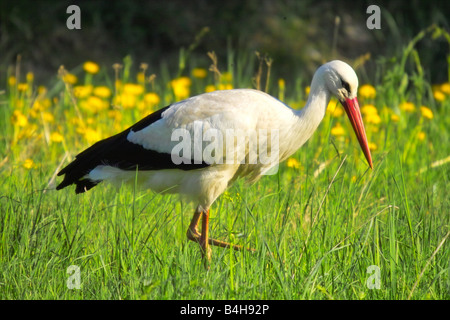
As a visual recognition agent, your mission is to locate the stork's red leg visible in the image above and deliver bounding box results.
[186,207,255,265]
[186,207,202,241]
[199,209,212,264]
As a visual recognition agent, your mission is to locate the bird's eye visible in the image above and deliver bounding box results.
[341,79,351,93]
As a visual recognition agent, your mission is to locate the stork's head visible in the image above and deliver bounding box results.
[321,60,373,169]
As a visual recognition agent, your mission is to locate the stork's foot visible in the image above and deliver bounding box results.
[186,208,256,267]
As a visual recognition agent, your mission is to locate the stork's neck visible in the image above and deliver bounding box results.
[292,72,331,147]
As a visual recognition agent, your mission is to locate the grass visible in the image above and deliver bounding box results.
[0,26,449,300]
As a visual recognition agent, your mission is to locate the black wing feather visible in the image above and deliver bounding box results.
[56,105,209,193]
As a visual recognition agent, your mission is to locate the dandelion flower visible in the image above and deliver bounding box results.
[278,78,286,101]
[327,100,344,117]
[117,93,136,109]
[391,114,400,122]
[399,101,415,113]
[192,68,208,79]
[93,86,112,98]
[205,85,216,93]
[73,85,93,98]
[358,84,376,99]
[420,106,433,119]
[305,86,310,96]
[8,76,16,87]
[42,112,55,123]
[23,159,36,170]
[85,96,109,112]
[83,61,100,74]
[123,83,144,96]
[84,128,102,143]
[286,157,300,169]
[364,113,381,124]
[50,132,64,143]
[433,90,445,102]
[38,86,47,96]
[171,77,191,100]
[144,92,161,107]
[62,73,78,85]
[368,142,377,151]
[11,110,28,127]
[361,104,378,116]
[137,72,146,83]
[26,72,34,82]
[440,82,450,94]
[17,83,28,91]
[108,110,122,121]
[331,122,345,136]
[218,83,233,90]
[417,131,426,141]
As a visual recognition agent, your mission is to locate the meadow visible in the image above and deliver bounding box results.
[0,26,449,300]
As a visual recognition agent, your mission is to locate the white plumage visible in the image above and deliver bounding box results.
[57,60,373,264]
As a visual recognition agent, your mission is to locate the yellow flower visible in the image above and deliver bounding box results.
[331,122,345,136]
[420,106,433,119]
[137,72,146,83]
[123,83,144,96]
[42,112,55,123]
[171,77,191,100]
[399,101,415,113]
[286,157,300,169]
[144,92,161,107]
[23,159,36,170]
[327,99,343,117]
[364,113,381,124]
[368,142,377,151]
[278,78,286,101]
[361,104,378,116]
[391,114,400,122]
[278,78,285,90]
[17,83,28,91]
[205,85,216,93]
[83,96,109,112]
[93,86,112,98]
[83,61,100,74]
[8,76,16,86]
[73,85,93,98]
[50,132,64,143]
[108,110,122,121]
[26,72,34,82]
[192,68,208,79]
[417,131,426,141]
[38,86,47,96]
[30,100,44,118]
[358,84,376,99]
[62,73,78,85]
[305,86,310,96]
[433,90,445,102]
[218,83,233,90]
[116,93,136,109]
[11,110,28,127]
[440,83,450,94]
[84,128,101,143]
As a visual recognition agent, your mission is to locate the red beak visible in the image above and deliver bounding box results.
[340,97,373,169]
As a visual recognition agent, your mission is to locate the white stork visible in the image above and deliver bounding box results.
[57,60,373,263]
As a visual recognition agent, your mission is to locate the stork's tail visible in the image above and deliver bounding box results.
[56,142,105,194]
